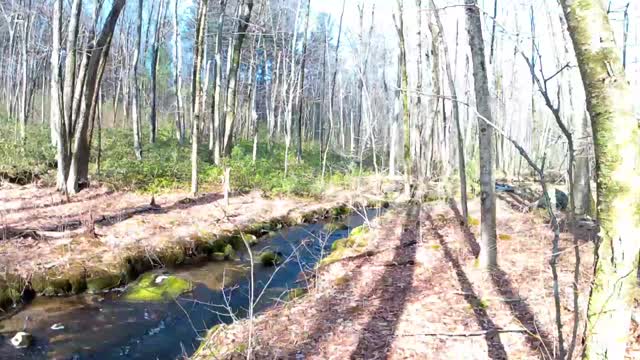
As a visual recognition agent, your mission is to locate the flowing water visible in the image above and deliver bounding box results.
[0,208,383,360]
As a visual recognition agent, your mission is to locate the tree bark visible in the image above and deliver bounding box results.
[191,0,209,196]
[149,0,167,144]
[132,0,143,160]
[222,0,253,156]
[465,0,497,268]
[560,1,640,358]
[393,0,412,196]
[430,0,469,224]
[173,0,185,144]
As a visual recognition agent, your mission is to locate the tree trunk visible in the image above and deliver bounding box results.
[393,0,412,196]
[465,0,497,268]
[222,0,254,156]
[132,0,143,160]
[560,1,640,358]
[149,0,167,144]
[51,0,66,193]
[67,0,126,194]
[430,0,468,223]
[296,0,312,162]
[210,0,227,165]
[173,0,185,144]
[191,0,209,196]
[58,0,82,193]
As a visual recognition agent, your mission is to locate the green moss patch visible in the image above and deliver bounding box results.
[86,273,122,294]
[123,272,192,302]
[258,251,282,267]
[286,288,307,301]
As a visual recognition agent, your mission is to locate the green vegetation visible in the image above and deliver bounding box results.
[258,251,281,267]
[0,123,360,197]
[320,225,371,267]
[286,287,307,301]
[0,123,55,184]
[123,272,192,302]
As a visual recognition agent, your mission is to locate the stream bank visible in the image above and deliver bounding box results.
[0,207,386,359]
[1,180,393,314]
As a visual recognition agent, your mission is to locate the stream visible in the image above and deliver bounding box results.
[0,208,383,359]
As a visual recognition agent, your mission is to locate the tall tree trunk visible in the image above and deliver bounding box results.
[222,0,254,156]
[19,4,31,145]
[149,0,167,144]
[210,0,227,164]
[393,0,412,196]
[191,0,209,196]
[132,0,143,160]
[321,0,346,179]
[173,0,185,144]
[296,0,312,162]
[51,0,66,193]
[465,0,497,268]
[560,1,640,358]
[58,0,82,193]
[67,0,126,194]
[430,0,468,223]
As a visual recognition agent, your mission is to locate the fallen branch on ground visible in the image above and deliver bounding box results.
[398,328,529,338]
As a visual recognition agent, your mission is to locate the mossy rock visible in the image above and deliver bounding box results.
[243,222,272,236]
[286,288,307,301]
[208,238,228,253]
[330,205,350,218]
[43,278,72,296]
[211,252,226,261]
[350,225,369,238]
[259,251,281,267]
[123,272,192,302]
[86,274,121,294]
[331,239,347,251]
[158,246,187,267]
[223,244,235,260]
[323,222,348,233]
[120,255,154,283]
[230,234,258,250]
[67,270,87,294]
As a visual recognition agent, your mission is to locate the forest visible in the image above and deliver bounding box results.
[0,0,639,358]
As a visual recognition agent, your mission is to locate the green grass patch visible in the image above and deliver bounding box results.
[0,122,364,197]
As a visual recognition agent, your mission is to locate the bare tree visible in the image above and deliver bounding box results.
[465,0,497,268]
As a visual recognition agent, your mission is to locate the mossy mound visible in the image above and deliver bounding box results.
[286,287,307,301]
[229,234,258,250]
[258,251,282,267]
[123,272,192,302]
[330,205,351,218]
[323,222,348,233]
[350,224,370,238]
[30,268,86,296]
[320,225,371,267]
[86,273,121,294]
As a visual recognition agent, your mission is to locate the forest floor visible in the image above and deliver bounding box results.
[190,195,640,360]
[0,179,388,298]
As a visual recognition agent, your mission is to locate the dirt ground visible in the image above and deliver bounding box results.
[0,181,383,280]
[190,196,632,360]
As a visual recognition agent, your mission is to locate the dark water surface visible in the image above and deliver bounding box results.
[0,209,382,359]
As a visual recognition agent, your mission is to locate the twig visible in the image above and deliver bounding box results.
[398,328,529,337]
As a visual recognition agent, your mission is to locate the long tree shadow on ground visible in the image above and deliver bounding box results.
[277,205,419,359]
[425,211,509,360]
[449,201,556,358]
[349,204,420,359]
